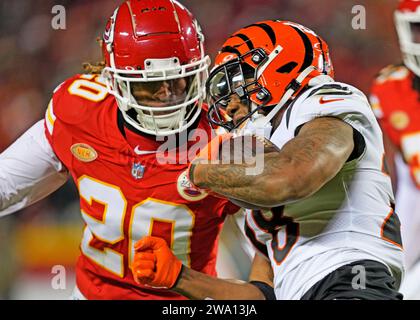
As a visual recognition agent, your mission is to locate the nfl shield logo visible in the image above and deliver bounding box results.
[131,162,145,180]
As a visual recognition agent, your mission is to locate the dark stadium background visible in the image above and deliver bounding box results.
[0,0,399,299]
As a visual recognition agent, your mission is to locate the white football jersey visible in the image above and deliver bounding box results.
[245,82,404,300]
[393,152,420,299]
[216,211,255,280]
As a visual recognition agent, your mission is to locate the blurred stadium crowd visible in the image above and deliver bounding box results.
[0,0,402,298]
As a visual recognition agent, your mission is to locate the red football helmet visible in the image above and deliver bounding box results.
[101,0,210,136]
[206,20,334,131]
[395,0,420,76]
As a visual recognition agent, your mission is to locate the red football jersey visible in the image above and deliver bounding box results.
[370,65,420,189]
[44,74,239,299]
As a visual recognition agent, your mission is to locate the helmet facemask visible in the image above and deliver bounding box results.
[100,0,211,137]
[206,46,319,133]
[206,48,272,132]
[102,56,210,136]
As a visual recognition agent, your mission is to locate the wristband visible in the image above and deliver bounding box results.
[172,264,185,289]
[249,281,276,300]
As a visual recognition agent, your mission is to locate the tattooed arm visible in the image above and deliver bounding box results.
[133,235,274,300]
[191,117,355,208]
[173,253,273,300]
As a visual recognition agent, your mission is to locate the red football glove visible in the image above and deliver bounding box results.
[187,133,232,188]
[132,236,183,289]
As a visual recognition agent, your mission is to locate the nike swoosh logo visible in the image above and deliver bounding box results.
[134,146,157,155]
[319,97,345,104]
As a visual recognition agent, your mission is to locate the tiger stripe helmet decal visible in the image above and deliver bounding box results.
[206,20,334,131]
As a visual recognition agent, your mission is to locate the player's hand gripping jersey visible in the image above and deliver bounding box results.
[44,74,239,299]
[245,82,404,299]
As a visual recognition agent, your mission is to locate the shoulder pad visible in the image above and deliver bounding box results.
[284,81,369,130]
[284,83,355,128]
[51,74,111,125]
[306,83,354,98]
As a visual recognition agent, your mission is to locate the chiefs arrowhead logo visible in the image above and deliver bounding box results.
[71,143,98,162]
[319,97,345,104]
[177,170,208,201]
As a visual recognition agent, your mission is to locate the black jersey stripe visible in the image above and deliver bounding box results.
[382,209,403,248]
[245,218,269,257]
[306,84,353,98]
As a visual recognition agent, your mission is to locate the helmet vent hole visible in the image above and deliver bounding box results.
[276,62,298,74]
